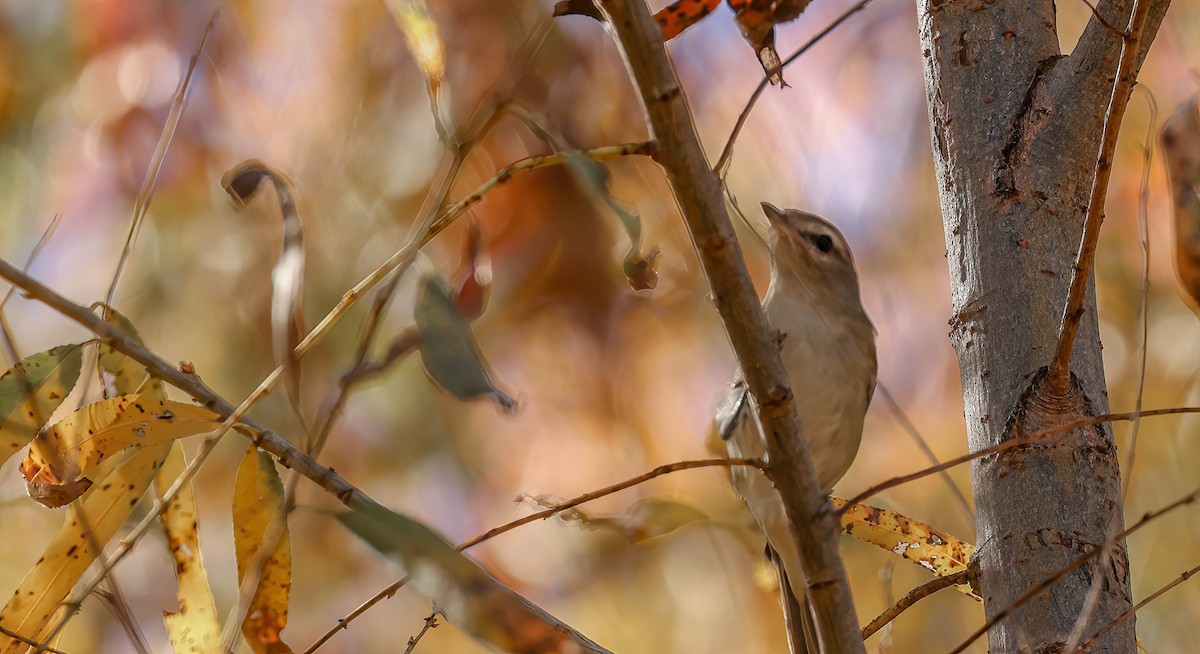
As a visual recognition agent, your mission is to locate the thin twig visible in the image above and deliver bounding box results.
[838,406,1200,513]
[1060,88,1161,654]
[947,484,1200,654]
[1048,0,1153,393]
[302,457,760,652]
[458,457,762,548]
[1076,0,1127,38]
[104,11,217,307]
[404,612,440,654]
[861,570,969,639]
[0,625,71,654]
[1079,562,1200,649]
[598,0,866,648]
[877,383,974,525]
[713,0,875,176]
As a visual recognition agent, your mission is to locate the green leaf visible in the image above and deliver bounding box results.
[415,275,515,412]
[0,345,83,465]
[338,504,611,654]
[564,151,660,291]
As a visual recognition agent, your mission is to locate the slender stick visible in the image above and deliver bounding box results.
[590,1,867,649]
[1079,562,1200,649]
[860,570,969,640]
[838,406,1200,512]
[713,0,874,176]
[1048,0,1152,392]
[302,457,760,652]
[947,484,1200,654]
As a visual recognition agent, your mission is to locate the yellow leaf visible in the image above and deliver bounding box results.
[157,443,220,654]
[0,345,83,466]
[94,304,166,399]
[0,441,172,652]
[233,446,292,654]
[833,497,980,600]
[21,394,219,506]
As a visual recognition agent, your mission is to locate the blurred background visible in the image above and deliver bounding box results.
[0,0,1198,652]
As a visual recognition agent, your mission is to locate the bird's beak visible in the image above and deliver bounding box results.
[761,202,787,228]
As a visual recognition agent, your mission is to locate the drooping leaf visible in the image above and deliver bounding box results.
[21,394,220,507]
[0,345,83,466]
[221,160,306,419]
[415,275,516,412]
[338,503,612,654]
[833,497,980,600]
[1163,98,1200,310]
[563,152,660,291]
[157,443,220,654]
[0,441,173,650]
[233,446,292,654]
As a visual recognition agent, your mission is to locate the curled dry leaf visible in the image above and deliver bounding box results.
[233,446,293,654]
[221,160,307,416]
[0,344,83,466]
[563,152,660,291]
[338,503,613,654]
[416,274,516,412]
[832,497,980,600]
[20,394,220,508]
[1162,98,1200,310]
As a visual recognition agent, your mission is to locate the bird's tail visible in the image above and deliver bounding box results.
[771,546,820,654]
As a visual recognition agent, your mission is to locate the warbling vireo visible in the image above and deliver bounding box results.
[717,202,877,653]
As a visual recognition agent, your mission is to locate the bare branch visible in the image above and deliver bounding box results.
[1079,563,1200,649]
[839,406,1200,512]
[714,0,874,176]
[948,484,1200,653]
[861,570,970,640]
[303,457,759,652]
[404,613,441,654]
[593,0,866,648]
[1049,0,1154,392]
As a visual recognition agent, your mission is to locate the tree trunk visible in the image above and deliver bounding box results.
[917,0,1171,650]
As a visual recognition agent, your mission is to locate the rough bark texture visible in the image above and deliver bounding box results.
[917,0,1170,650]
[593,1,866,650]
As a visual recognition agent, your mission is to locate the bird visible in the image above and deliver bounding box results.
[716,202,877,653]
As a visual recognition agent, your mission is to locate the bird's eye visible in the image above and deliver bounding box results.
[814,234,834,254]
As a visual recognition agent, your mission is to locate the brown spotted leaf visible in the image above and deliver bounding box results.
[157,443,221,653]
[728,0,813,85]
[833,497,980,600]
[21,394,220,507]
[94,303,167,399]
[338,503,612,654]
[0,345,83,466]
[233,446,293,654]
[654,0,722,39]
[0,441,173,650]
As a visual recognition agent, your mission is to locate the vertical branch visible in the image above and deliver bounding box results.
[1048,0,1153,392]
[592,0,865,650]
